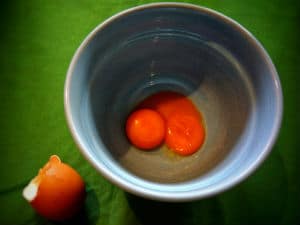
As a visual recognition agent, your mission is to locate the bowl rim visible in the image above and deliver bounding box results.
[64,2,283,201]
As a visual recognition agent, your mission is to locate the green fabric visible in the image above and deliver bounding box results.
[0,0,299,224]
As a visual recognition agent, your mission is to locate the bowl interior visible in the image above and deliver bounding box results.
[88,33,254,183]
[66,4,281,199]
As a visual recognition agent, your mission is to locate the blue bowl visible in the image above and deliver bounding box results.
[64,3,283,201]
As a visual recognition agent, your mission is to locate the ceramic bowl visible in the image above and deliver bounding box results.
[64,3,283,201]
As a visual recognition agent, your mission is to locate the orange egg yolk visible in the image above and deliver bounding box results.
[126,109,165,149]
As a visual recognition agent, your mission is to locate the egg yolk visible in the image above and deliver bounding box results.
[166,113,205,155]
[23,155,85,221]
[126,109,165,149]
[126,91,205,155]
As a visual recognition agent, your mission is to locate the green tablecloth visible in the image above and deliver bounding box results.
[0,0,299,224]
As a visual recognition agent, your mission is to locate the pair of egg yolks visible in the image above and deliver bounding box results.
[126,91,205,156]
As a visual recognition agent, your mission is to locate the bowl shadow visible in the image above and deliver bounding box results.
[126,193,224,225]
